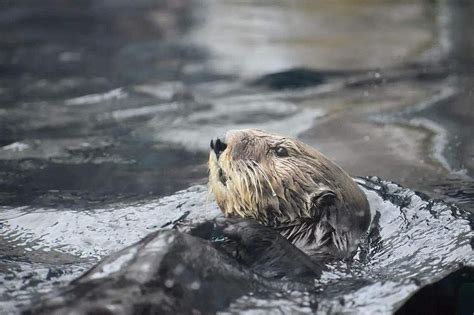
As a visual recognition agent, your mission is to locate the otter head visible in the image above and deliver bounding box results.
[208,129,369,230]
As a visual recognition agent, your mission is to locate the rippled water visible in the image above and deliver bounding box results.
[1,0,473,314]
[2,178,472,313]
[221,177,473,314]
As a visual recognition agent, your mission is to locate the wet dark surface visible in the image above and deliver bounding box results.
[396,266,474,315]
[1,0,474,314]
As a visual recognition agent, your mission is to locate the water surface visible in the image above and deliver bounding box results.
[0,0,473,313]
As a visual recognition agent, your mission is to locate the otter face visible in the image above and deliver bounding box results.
[209,129,351,226]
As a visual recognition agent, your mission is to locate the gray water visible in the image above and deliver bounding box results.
[1,0,473,313]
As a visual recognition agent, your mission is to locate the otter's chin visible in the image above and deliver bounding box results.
[218,168,228,186]
[208,152,227,192]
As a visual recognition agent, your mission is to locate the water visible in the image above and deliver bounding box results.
[0,0,473,313]
[5,177,473,314]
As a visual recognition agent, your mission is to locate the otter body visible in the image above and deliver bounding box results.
[209,129,370,258]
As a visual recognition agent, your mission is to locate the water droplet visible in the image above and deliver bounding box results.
[190,280,200,290]
[164,279,174,288]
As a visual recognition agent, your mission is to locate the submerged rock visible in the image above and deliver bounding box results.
[25,225,321,315]
[24,230,265,314]
[251,68,328,89]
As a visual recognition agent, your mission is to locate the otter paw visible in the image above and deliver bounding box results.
[213,217,277,246]
[212,217,324,280]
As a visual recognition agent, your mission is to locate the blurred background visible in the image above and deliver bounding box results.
[1,0,474,312]
[0,0,473,212]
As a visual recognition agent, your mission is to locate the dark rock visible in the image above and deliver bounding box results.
[396,266,474,315]
[25,224,320,315]
[251,68,328,90]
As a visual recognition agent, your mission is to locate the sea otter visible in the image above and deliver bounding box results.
[25,130,372,314]
[209,129,371,259]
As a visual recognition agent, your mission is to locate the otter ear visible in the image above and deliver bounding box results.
[310,188,337,221]
[310,187,337,209]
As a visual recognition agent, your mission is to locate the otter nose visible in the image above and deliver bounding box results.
[210,137,227,157]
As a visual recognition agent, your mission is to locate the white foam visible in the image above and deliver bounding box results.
[2,142,30,152]
[65,88,127,106]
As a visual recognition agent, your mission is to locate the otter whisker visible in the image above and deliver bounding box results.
[231,162,255,217]
[254,163,277,197]
[244,161,262,201]
[245,162,263,201]
[247,172,259,202]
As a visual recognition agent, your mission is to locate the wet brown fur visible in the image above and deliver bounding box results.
[209,129,370,258]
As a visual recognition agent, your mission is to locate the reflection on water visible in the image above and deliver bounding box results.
[192,0,433,77]
[0,0,473,313]
[0,143,205,208]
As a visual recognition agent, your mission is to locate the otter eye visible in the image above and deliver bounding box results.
[275,146,289,157]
